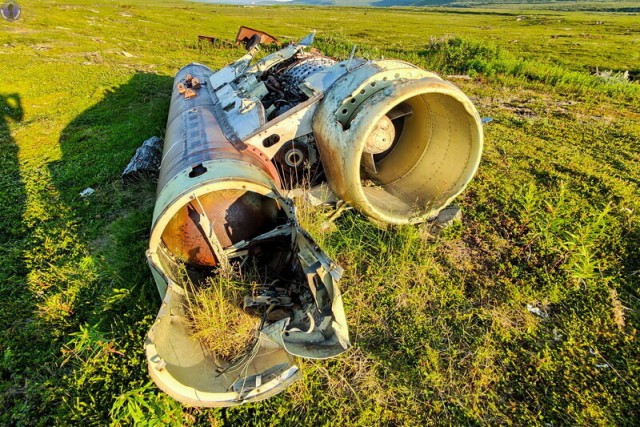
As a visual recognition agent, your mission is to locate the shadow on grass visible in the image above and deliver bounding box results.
[0,94,25,276]
[50,72,174,424]
[0,93,34,424]
[0,73,176,425]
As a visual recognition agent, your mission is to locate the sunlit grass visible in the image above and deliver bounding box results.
[0,0,638,425]
[187,273,260,361]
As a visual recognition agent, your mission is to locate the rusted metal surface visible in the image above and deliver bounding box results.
[235,26,279,49]
[161,190,280,267]
[158,63,282,269]
[198,26,278,51]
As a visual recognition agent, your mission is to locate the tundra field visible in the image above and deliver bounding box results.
[1,0,639,425]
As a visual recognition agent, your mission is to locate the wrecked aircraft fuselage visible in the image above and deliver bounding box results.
[145,32,483,406]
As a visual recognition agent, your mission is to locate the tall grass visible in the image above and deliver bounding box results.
[187,273,259,362]
[315,34,640,99]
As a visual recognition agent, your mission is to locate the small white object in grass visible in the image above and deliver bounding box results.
[595,363,610,369]
[121,51,134,58]
[526,304,548,318]
[79,187,95,198]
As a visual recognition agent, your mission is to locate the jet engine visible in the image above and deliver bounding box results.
[145,32,482,406]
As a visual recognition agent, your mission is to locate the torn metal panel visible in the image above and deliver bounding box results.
[121,136,162,185]
[235,26,280,50]
[146,185,350,405]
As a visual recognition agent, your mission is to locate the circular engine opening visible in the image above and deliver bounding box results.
[356,89,482,221]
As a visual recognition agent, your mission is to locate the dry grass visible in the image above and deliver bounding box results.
[187,274,259,361]
[609,287,626,330]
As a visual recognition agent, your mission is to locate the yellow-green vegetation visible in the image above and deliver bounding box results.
[188,274,259,362]
[0,0,638,425]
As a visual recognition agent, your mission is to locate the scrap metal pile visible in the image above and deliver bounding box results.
[144,31,483,406]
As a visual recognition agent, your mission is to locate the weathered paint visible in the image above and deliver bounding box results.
[146,40,351,406]
[313,64,483,224]
[145,32,482,407]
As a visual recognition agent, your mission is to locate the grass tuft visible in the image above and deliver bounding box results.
[186,273,259,362]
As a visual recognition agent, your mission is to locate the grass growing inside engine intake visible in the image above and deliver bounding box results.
[1,0,639,426]
[187,273,259,362]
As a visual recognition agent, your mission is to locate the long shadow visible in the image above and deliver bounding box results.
[0,73,173,425]
[0,93,25,255]
[56,73,174,312]
[0,93,34,425]
[0,93,25,271]
[54,72,173,422]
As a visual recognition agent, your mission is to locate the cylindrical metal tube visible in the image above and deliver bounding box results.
[151,63,283,268]
[159,63,280,192]
[313,60,483,224]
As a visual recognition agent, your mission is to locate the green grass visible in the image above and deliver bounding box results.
[1,0,638,425]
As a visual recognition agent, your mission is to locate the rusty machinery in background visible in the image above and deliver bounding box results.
[235,26,280,49]
[198,26,280,50]
[145,31,483,407]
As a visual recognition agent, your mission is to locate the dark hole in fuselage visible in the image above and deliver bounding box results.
[189,164,208,178]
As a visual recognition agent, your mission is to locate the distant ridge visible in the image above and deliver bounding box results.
[195,0,639,9]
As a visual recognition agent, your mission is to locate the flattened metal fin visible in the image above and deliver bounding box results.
[298,31,315,47]
[361,152,378,174]
[386,103,413,120]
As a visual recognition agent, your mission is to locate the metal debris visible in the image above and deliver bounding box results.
[235,26,279,50]
[79,187,95,198]
[143,30,483,407]
[121,136,162,185]
[435,205,462,228]
[526,304,549,318]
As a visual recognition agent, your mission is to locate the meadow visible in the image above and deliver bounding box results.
[0,0,638,425]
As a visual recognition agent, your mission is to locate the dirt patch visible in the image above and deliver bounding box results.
[32,44,52,52]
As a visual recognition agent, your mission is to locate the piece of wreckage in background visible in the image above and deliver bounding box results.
[143,31,483,406]
[197,26,280,50]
